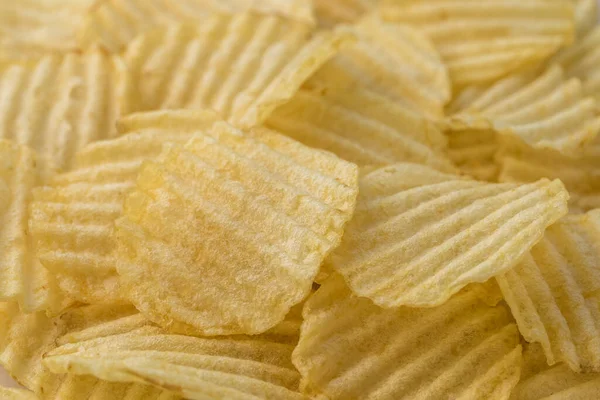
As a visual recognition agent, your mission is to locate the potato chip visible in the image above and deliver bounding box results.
[124,13,348,128]
[115,118,358,335]
[292,274,522,400]
[79,0,315,52]
[497,210,600,372]
[511,343,600,400]
[266,87,456,171]
[306,15,450,120]
[328,163,569,308]
[446,129,499,181]
[312,0,376,27]
[0,50,138,170]
[571,0,597,37]
[0,387,37,400]
[448,65,600,154]
[380,0,575,88]
[29,110,220,304]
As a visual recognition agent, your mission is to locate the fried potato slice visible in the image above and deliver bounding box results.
[293,275,522,400]
[497,210,600,372]
[312,0,377,27]
[448,66,600,154]
[266,87,455,171]
[446,129,499,181]
[124,13,347,128]
[381,0,575,88]
[0,50,138,170]
[29,110,220,304]
[0,387,37,400]
[0,141,70,313]
[307,15,450,120]
[80,0,315,52]
[328,163,569,308]
[116,119,358,335]
[571,0,597,37]
[511,343,600,400]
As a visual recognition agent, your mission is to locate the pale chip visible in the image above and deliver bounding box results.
[328,163,569,308]
[292,274,522,400]
[571,0,598,37]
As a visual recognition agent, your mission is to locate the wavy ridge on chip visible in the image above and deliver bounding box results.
[448,65,600,154]
[293,275,522,400]
[328,163,569,308]
[0,50,138,169]
[124,14,347,128]
[497,210,600,372]
[312,0,376,26]
[29,111,219,304]
[380,0,575,87]
[446,129,499,181]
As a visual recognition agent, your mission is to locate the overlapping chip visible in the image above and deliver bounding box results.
[0,50,138,170]
[115,117,358,335]
[0,387,37,400]
[293,274,522,400]
[380,0,575,88]
[312,0,376,27]
[446,129,499,181]
[124,13,347,128]
[497,210,600,372]
[572,0,598,37]
[328,163,569,308]
[29,110,220,304]
[448,65,600,154]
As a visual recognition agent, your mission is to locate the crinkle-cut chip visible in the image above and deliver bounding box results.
[124,14,347,128]
[448,65,600,154]
[313,0,377,27]
[292,274,522,400]
[79,0,315,53]
[511,343,600,400]
[116,120,358,335]
[328,162,569,308]
[307,15,450,120]
[463,279,504,307]
[497,210,600,372]
[0,387,37,400]
[554,26,600,104]
[446,129,500,181]
[28,111,220,305]
[266,87,456,171]
[380,0,575,88]
[571,0,597,37]
[497,138,600,212]
[0,141,70,313]
[0,50,138,170]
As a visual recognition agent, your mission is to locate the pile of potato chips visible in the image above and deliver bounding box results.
[1,0,600,399]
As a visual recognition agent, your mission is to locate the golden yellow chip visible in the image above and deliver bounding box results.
[511,343,600,400]
[80,0,315,52]
[307,15,450,121]
[312,0,376,27]
[29,110,220,305]
[497,210,600,372]
[381,0,575,88]
[0,387,37,400]
[124,13,347,128]
[115,118,358,335]
[292,274,522,400]
[448,65,600,154]
[446,129,499,181]
[0,50,138,170]
[328,163,569,308]
[571,0,598,37]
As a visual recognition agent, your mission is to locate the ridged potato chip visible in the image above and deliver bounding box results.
[0,50,138,170]
[571,0,598,37]
[328,163,569,308]
[497,210,600,372]
[79,0,315,52]
[307,15,450,120]
[312,0,376,27]
[293,274,522,400]
[115,119,358,335]
[448,65,600,154]
[124,13,347,128]
[29,110,220,304]
[0,387,37,400]
[0,141,70,313]
[380,0,575,88]
[446,129,499,181]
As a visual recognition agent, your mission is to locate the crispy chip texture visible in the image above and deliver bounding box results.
[497,210,600,372]
[446,129,499,181]
[0,387,37,400]
[328,163,568,308]
[293,275,522,400]
[0,50,138,170]
[124,14,347,128]
[0,141,69,313]
[571,0,598,37]
[312,0,376,26]
[116,118,358,335]
[80,0,315,52]
[380,0,575,88]
[448,65,600,154]
[29,110,220,305]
